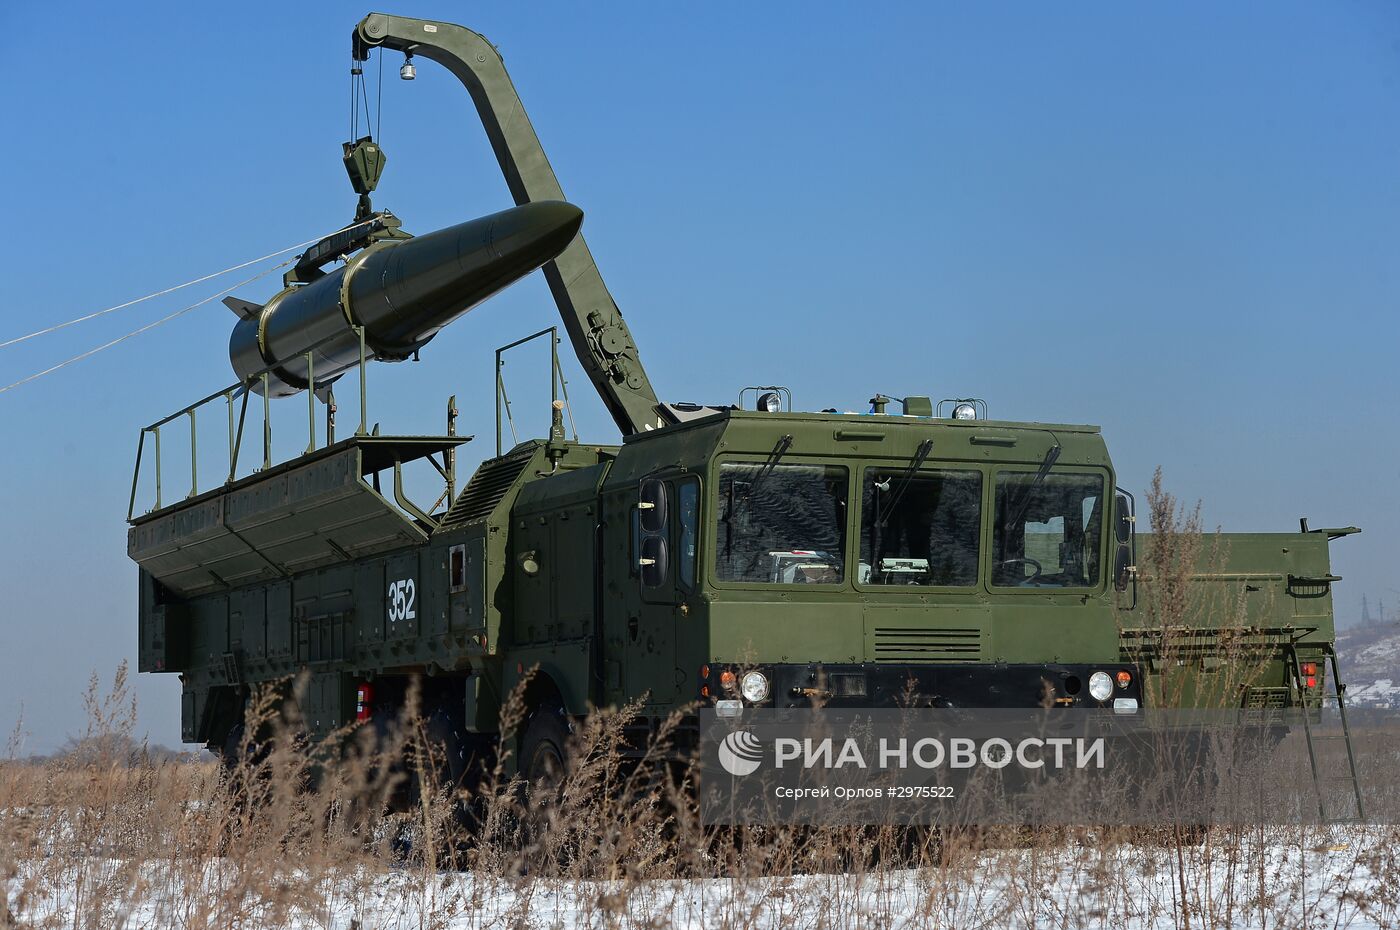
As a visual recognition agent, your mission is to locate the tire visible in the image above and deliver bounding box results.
[520,701,570,796]
[220,721,246,771]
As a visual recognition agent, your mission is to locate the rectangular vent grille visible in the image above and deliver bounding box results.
[1243,686,1291,709]
[872,627,983,663]
[441,451,533,526]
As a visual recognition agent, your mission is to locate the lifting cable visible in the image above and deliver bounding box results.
[0,258,298,397]
[349,48,382,142]
[0,221,364,352]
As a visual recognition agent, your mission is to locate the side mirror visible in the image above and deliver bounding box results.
[1113,489,1137,604]
[1113,544,1133,592]
[640,535,669,588]
[639,478,669,534]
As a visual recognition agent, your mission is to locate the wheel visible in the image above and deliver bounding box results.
[520,701,571,796]
[220,721,246,771]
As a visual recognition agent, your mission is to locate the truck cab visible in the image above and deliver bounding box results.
[495,408,1143,726]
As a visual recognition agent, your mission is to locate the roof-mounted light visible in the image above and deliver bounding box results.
[937,398,989,420]
[739,386,792,413]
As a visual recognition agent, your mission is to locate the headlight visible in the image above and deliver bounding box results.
[740,671,770,703]
[1088,671,1114,702]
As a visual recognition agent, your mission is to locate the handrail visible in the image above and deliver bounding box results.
[494,326,577,456]
[128,326,371,521]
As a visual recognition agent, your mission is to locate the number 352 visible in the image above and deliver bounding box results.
[387,578,417,622]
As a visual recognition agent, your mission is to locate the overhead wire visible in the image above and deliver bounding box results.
[0,220,365,351]
[0,258,298,397]
[2,48,388,396]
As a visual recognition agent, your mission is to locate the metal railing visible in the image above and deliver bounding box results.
[494,326,577,456]
[127,327,372,521]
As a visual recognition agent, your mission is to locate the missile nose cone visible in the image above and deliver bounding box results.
[500,200,583,260]
[361,200,586,351]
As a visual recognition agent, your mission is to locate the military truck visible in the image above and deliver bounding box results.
[128,14,1357,791]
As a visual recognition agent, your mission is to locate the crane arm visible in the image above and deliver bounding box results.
[354,13,663,436]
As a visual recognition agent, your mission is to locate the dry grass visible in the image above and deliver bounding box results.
[5,679,1396,927]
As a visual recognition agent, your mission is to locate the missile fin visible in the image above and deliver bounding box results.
[222,296,263,320]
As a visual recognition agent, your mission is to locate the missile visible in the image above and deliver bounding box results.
[227,200,584,397]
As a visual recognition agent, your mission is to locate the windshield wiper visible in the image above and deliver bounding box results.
[1001,441,1062,536]
[877,438,934,524]
[872,438,934,582]
[749,434,794,495]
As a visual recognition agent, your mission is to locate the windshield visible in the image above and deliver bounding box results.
[992,472,1104,587]
[860,469,982,586]
[716,463,848,583]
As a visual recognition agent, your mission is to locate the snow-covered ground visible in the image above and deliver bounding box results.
[1338,624,1400,708]
[8,828,1397,929]
[1347,677,1400,707]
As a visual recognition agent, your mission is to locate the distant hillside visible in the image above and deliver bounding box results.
[1336,622,1400,708]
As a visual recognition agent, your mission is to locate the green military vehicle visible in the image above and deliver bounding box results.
[128,14,1358,791]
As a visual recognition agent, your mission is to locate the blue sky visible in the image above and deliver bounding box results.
[1,1,1397,751]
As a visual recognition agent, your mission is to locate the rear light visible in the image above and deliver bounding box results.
[720,670,737,693]
[1306,676,1318,689]
[1301,662,1318,689]
[355,682,374,722]
[1115,670,1132,690]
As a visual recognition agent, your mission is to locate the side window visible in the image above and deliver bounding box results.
[677,478,699,591]
[448,543,467,592]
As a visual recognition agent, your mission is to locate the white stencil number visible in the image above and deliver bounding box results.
[387,578,417,622]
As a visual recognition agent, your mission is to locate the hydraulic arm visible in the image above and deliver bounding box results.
[353,13,663,436]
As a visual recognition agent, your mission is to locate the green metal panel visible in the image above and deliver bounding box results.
[1127,530,1338,643]
[383,550,421,642]
[500,639,594,718]
[1124,530,1345,707]
[128,438,458,596]
[266,581,293,658]
[300,671,353,737]
[230,586,267,662]
[354,560,385,648]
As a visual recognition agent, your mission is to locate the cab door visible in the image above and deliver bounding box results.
[626,475,699,709]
